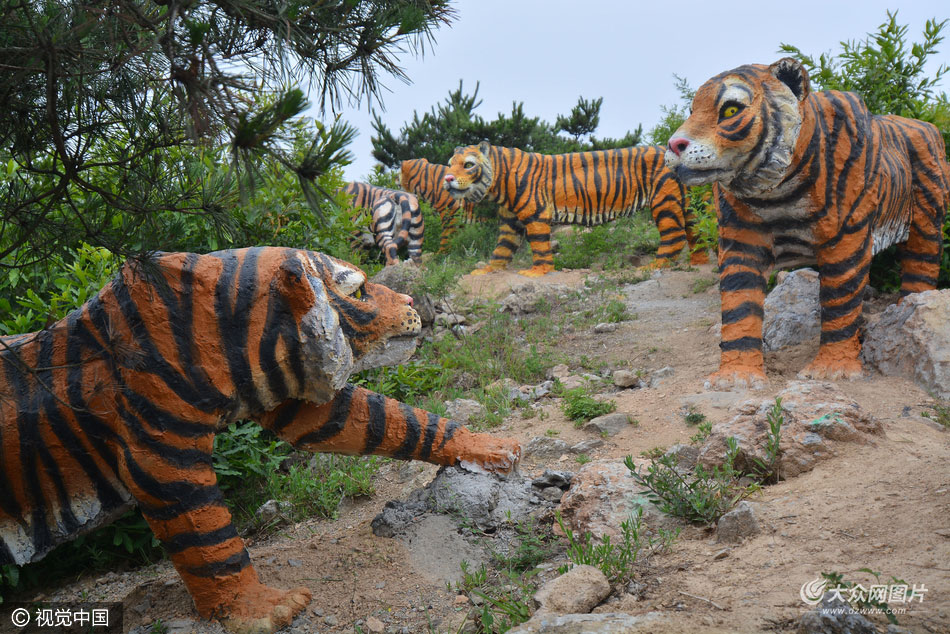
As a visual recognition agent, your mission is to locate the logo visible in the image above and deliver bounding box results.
[10,607,30,627]
[800,577,829,605]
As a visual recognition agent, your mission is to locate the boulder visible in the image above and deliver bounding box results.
[716,501,759,543]
[861,289,950,399]
[697,381,882,479]
[762,268,821,351]
[582,413,632,437]
[444,398,487,424]
[533,565,610,614]
[797,593,877,634]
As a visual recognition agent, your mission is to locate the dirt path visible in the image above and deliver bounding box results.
[41,264,950,634]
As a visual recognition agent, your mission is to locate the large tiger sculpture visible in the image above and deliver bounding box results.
[665,58,950,389]
[442,142,707,277]
[400,158,479,253]
[342,182,424,265]
[0,247,520,633]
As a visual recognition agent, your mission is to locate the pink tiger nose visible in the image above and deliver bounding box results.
[444,174,455,183]
[668,137,690,157]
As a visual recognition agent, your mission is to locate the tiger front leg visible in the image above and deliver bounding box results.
[472,207,521,275]
[261,386,521,474]
[798,237,872,380]
[517,206,555,277]
[706,221,769,390]
[132,458,310,633]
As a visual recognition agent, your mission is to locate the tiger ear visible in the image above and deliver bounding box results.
[454,145,463,154]
[770,58,809,102]
[478,140,491,156]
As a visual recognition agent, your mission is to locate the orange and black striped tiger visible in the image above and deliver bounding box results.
[442,141,707,277]
[400,158,479,253]
[0,247,520,632]
[342,182,424,265]
[665,58,950,388]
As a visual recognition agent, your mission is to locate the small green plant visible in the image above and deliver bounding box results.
[921,402,950,429]
[682,405,707,426]
[554,215,659,271]
[555,508,678,584]
[268,455,380,521]
[690,276,717,294]
[562,387,616,424]
[575,453,591,465]
[148,619,170,634]
[749,398,784,484]
[640,446,666,459]
[820,569,906,625]
[458,562,535,633]
[689,420,713,445]
[545,428,560,437]
[626,437,754,525]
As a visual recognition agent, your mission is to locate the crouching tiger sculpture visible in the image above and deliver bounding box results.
[342,181,424,265]
[665,58,949,388]
[0,247,520,633]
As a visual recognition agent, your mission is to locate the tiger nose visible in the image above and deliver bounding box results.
[444,174,455,183]
[668,137,690,157]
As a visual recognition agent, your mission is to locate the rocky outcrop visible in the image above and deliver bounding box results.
[862,289,950,399]
[697,381,882,479]
[762,268,820,351]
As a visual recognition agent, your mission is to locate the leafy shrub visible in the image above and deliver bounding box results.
[626,437,754,525]
[556,508,678,585]
[561,387,616,423]
[554,215,659,270]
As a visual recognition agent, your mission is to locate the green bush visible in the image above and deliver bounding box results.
[553,215,659,270]
[561,387,616,424]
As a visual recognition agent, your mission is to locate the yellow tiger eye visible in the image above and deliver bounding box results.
[723,106,738,118]
[355,288,362,299]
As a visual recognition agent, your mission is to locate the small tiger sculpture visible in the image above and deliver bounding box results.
[0,247,520,633]
[442,142,706,277]
[665,58,950,389]
[342,182,424,265]
[400,158,479,253]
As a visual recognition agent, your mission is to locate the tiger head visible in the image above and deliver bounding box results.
[443,140,494,204]
[269,250,421,404]
[665,58,809,197]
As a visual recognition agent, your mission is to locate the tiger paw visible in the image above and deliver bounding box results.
[704,367,767,391]
[689,250,710,265]
[517,264,555,277]
[798,357,863,381]
[470,263,506,276]
[459,436,522,475]
[219,585,312,634]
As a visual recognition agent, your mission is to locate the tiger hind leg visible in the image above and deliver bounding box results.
[130,451,310,632]
[896,191,944,298]
[472,208,521,275]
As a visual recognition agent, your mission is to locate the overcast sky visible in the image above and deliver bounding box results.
[311,1,949,181]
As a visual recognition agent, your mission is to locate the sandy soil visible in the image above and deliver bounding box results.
[36,264,950,634]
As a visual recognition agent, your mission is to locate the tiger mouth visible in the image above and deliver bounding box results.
[352,334,420,373]
[673,165,730,185]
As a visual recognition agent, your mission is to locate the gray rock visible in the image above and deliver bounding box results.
[663,444,699,470]
[649,366,674,388]
[716,501,759,543]
[371,499,427,537]
[509,612,663,633]
[548,364,571,379]
[570,439,604,454]
[558,375,586,391]
[531,470,574,489]
[559,460,684,540]
[593,322,618,334]
[444,398,487,424]
[583,412,630,437]
[611,370,641,388]
[533,565,610,614]
[435,311,466,327]
[539,486,565,503]
[763,268,821,351]
[369,260,420,294]
[797,593,876,634]
[164,620,198,634]
[862,289,950,398]
[324,615,338,626]
[526,437,570,459]
[256,499,292,524]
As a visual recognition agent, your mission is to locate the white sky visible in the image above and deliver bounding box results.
[310,1,949,181]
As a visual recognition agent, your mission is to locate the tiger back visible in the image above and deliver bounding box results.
[400,158,478,253]
[0,247,519,633]
[443,141,707,277]
[665,58,950,389]
[342,182,424,265]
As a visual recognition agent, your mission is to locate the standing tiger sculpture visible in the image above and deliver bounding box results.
[442,142,707,277]
[400,158,479,253]
[665,58,949,389]
[0,247,520,633]
[342,181,424,265]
